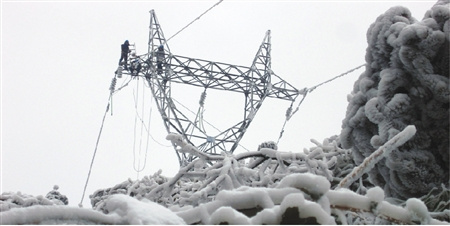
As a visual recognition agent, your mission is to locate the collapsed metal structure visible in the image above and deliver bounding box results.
[117,10,301,166]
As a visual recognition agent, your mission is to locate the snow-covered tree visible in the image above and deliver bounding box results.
[340,0,449,199]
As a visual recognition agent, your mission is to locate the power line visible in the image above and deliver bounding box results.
[307,63,366,93]
[79,94,111,207]
[166,0,224,43]
[276,63,365,144]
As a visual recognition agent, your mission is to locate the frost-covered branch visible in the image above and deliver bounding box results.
[174,173,447,225]
[337,125,417,189]
[89,137,350,209]
[166,133,225,162]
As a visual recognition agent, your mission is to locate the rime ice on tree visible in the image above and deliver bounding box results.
[340,1,449,199]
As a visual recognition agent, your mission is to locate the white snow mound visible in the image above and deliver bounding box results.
[105,194,186,225]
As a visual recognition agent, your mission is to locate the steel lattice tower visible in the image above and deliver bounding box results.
[119,10,301,166]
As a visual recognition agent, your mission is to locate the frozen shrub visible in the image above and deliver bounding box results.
[45,185,69,205]
[257,141,278,151]
[0,186,67,212]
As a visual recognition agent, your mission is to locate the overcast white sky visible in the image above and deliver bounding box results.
[2,0,435,208]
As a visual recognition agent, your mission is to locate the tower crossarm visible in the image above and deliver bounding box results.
[155,54,300,101]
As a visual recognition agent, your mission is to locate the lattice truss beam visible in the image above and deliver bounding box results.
[122,10,301,165]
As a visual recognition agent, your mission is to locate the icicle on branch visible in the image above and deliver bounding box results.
[337,125,417,189]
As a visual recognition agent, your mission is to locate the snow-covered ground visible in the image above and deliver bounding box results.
[1,135,449,224]
[1,173,448,224]
[1,193,185,224]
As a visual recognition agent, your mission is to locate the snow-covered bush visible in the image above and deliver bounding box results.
[340,0,449,199]
[0,185,68,212]
[142,134,346,207]
[88,131,448,224]
[89,135,351,211]
[257,141,278,151]
[45,185,69,205]
[90,170,168,211]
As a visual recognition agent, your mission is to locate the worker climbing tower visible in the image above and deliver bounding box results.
[117,10,301,166]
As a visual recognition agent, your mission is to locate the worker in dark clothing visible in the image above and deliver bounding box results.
[119,40,130,70]
[156,45,164,74]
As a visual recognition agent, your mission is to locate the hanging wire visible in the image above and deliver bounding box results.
[132,79,152,179]
[79,92,112,207]
[137,79,147,175]
[132,87,171,149]
[132,79,140,172]
[142,79,152,174]
[172,97,222,133]
[165,0,224,43]
[134,73,171,148]
[145,87,169,147]
[132,79,172,149]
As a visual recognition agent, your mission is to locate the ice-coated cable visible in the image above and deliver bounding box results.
[165,0,223,43]
[79,95,111,207]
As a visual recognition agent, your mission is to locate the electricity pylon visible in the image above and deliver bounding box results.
[119,10,301,166]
